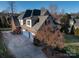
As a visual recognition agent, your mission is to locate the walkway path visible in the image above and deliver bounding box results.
[2,31,46,58]
[65,42,79,46]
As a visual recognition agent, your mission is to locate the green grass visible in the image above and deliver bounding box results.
[64,34,79,57]
[0,28,11,31]
[0,31,14,58]
[64,34,79,43]
[64,45,79,57]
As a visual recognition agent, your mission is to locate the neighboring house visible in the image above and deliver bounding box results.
[74,19,79,29]
[68,18,75,33]
[58,15,76,34]
[18,8,58,36]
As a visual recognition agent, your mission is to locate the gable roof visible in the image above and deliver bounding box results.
[74,19,79,28]
[18,12,25,20]
[33,15,48,31]
[18,8,54,34]
[22,15,49,34]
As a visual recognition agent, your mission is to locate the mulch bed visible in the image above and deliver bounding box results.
[42,46,70,58]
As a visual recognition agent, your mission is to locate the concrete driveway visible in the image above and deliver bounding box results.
[2,31,46,58]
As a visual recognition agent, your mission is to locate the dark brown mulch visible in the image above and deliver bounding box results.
[42,46,70,58]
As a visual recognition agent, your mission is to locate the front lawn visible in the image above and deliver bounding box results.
[64,34,79,43]
[64,34,79,57]
[0,28,11,31]
[0,31,14,58]
[64,45,79,57]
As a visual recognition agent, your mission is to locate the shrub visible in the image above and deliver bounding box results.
[74,28,79,36]
[75,16,79,19]
[35,23,64,49]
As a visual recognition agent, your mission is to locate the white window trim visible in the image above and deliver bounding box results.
[19,19,23,25]
[26,19,32,27]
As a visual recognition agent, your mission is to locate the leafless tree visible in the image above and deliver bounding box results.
[49,4,58,14]
[60,8,65,14]
[7,1,16,31]
[2,9,9,14]
[8,1,16,16]
[41,7,46,10]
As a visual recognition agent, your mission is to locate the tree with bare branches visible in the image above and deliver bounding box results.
[8,1,16,16]
[49,4,58,14]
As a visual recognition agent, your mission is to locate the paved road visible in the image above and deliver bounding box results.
[65,42,79,46]
[2,31,46,58]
